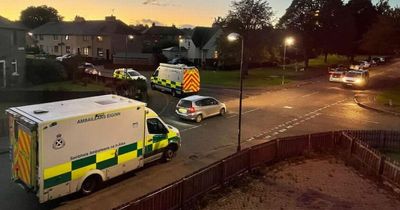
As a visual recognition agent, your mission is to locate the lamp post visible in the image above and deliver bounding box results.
[179,36,184,58]
[227,32,244,152]
[125,35,134,67]
[282,37,294,85]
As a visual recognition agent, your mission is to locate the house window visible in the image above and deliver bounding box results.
[83,36,89,41]
[83,47,89,55]
[39,45,44,51]
[214,51,219,59]
[54,46,59,53]
[97,36,103,42]
[53,35,58,40]
[39,35,44,40]
[97,48,104,57]
[65,35,70,40]
[11,59,18,74]
[66,46,71,54]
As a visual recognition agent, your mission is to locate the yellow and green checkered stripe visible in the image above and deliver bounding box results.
[151,77,182,90]
[43,141,143,189]
[145,131,180,155]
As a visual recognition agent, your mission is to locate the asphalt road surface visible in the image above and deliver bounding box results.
[1,61,399,210]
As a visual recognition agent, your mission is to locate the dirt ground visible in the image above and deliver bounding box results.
[199,156,400,210]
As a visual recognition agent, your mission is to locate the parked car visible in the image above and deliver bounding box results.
[329,71,346,83]
[79,62,101,76]
[342,70,369,88]
[176,95,226,123]
[372,57,385,64]
[168,57,195,66]
[359,61,371,69]
[56,53,73,62]
[113,68,147,81]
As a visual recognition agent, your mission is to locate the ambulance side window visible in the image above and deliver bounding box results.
[153,70,159,77]
[147,118,168,134]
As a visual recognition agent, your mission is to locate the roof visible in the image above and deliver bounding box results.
[9,95,145,123]
[31,19,137,36]
[191,27,220,49]
[181,95,208,101]
[142,26,183,36]
[0,16,26,30]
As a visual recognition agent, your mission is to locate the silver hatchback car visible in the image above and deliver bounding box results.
[176,95,227,123]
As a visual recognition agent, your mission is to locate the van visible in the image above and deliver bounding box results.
[151,63,200,97]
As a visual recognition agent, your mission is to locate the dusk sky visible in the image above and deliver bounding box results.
[0,0,399,27]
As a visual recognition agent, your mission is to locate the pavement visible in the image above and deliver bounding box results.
[354,93,400,117]
[1,60,400,210]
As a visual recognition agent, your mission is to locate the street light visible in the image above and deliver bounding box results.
[179,37,184,58]
[227,32,244,152]
[282,36,295,85]
[125,34,134,68]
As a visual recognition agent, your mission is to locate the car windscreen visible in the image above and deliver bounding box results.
[127,71,141,77]
[178,100,192,108]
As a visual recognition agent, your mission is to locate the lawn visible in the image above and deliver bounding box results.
[29,81,110,92]
[201,54,352,88]
[376,84,400,112]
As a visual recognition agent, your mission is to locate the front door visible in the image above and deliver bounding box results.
[0,60,5,88]
[106,49,110,60]
[145,118,169,158]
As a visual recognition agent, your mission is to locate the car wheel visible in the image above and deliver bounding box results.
[220,108,226,116]
[150,83,155,90]
[195,114,203,123]
[81,175,101,195]
[172,90,176,97]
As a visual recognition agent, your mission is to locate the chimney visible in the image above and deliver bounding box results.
[105,16,116,21]
[152,22,156,27]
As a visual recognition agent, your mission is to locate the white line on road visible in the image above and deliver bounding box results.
[181,125,203,132]
[243,108,260,114]
[301,91,319,98]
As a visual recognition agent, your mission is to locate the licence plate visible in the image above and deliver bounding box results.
[178,108,187,114]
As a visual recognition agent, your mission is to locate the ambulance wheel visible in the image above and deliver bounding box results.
[150,83,155,90]
[162,146,176,162]
[171,90,176,97]
[195,114,203,123]
[81,175,102,195]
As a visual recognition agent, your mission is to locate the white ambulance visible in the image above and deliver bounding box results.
[6,95,180,203]
[150,63,200,97]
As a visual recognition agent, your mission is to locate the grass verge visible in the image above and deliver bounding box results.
[376,84,400,112]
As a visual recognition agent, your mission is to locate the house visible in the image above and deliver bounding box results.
[142,23,184,52]
[30,16,142,61]
[0,16,26,88]
[180,26,222,66]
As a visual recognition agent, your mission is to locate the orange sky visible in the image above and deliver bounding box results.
[0,0,232,27]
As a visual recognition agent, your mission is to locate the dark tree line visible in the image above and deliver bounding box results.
[217,0,400,70]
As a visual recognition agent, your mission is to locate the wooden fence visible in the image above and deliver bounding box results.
[114,130,400,210]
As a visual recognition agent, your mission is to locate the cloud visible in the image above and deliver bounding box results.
[137,19,165,26]
[142,0,173,6]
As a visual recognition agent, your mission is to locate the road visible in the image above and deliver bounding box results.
[1,61,400,210]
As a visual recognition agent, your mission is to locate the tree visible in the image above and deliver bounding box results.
[278,0,320,68]
[218,0,274,75]
[20,5,63,29]
[317,0,356,62]
[360,15,400,54]
[346,0,377,58]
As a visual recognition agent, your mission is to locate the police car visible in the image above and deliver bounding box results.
[342,70,369,88]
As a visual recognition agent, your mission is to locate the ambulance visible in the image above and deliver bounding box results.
[150,63,200,97]
[6,95,180,203]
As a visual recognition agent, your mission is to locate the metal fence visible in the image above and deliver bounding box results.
[114,130,400,210]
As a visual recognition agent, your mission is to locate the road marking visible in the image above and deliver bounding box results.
[283,106,293,109]
[301,91,319,98]
[279,129,287,133]
[181,125,203,132]
[243,108,260,114]
[226,114,237,119]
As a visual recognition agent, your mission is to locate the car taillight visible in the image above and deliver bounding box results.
[188,107,196,113]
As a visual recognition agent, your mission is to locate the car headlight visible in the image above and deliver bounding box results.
[355,79,363,84]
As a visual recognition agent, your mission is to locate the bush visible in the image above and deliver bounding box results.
[61,55,85,80]
[26,58,67,85]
